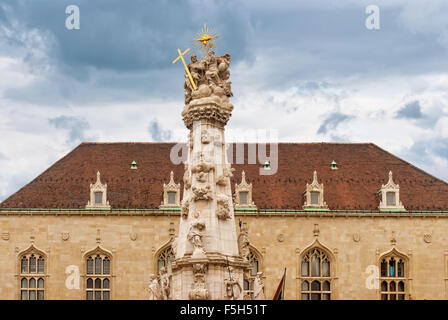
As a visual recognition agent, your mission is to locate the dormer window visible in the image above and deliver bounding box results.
[303,171,328,210]
[234,171,257,209]
[130,161,138,170]
[86,171,111,209]
[386,192,396,206]
[94,192,103,205]
[378,171,405,212]
[310,191,320,205]
[160,171,180,208]
[239,191,249,205]
[167,191,177,205]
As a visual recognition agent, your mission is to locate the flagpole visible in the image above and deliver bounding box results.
[282,268,286,300]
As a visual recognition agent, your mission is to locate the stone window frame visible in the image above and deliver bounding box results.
[82,246,114,300]
[242,246,263,300]
[234,171,257,209]
[17,245,48,300]
[378,171,405,211]
[378,248,409,300]
[302,171,328,210]
[298,239,336,300]
[86,171,111,209]
[155,242,175,275]
[159,171,181,208]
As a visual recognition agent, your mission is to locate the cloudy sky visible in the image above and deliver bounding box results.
[0,0,448,201]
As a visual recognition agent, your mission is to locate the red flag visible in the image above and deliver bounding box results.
[272,268,286,300]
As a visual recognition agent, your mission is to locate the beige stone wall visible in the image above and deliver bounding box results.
[0,212,447,300]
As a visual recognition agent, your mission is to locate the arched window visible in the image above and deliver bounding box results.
[243,250,261,300]
[19,251,46,300]
[379,253,407,300]
[157,246,175,274]
[300,248,331,300]
[85,252,111,300]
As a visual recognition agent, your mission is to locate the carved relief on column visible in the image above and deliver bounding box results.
[192,185,213,201]
[189,263,210,300]
[181,198,190,219]
[187,211,206,258]
[216,194,232,220]
[216,165,235,186]
[183,163,192,190]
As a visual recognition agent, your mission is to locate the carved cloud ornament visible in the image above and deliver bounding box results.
[216,194,232,220]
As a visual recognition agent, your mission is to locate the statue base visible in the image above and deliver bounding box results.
[171,254,249,300]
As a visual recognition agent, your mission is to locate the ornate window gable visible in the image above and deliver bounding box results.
[234,171,257,209]
[18,245,47,300]
[159,171,181,208]
[378,247,409,300]
[299,239,334,300]
[83,245,112,300]
[86,171,111,209]
[303,171,328,210]
[378,171,405,212]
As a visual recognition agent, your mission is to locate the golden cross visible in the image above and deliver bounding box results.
[172,48,197,91]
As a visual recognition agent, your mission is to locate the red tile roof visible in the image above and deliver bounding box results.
[1,142,447,210]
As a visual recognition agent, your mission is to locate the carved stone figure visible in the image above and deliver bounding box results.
[183,163,192,190]
[224,266,242,300]
[181,199,190,219]
[216,194,231,220]
[201,129,211,144]
[187,211,206,257]
[159,266,171,300]
[189,263,210,300]
[196,172,207,183]
[192,185,213,201]
[171,236,178,257]
[204,51,221,86]
[216,166,235,186]
[191,153,215,174]
[253,272,265,300]
[148,274,161,300]
[184,54,205,104]
[238,229,250,262]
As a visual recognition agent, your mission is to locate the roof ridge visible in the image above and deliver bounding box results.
[370,143,448,185]
[79,142,374,145]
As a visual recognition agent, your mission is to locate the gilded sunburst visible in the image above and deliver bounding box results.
[193,24,220,55]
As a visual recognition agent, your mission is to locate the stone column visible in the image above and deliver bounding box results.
[171,52,249,300]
